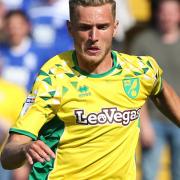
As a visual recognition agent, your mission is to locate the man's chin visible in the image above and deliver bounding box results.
[83,54,102,65]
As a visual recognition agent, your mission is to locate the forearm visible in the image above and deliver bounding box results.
[1,141,29,169]
[152,80,180,127]
[1,134,32,170]
[1,133,55,170]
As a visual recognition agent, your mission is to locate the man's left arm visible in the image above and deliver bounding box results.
[151,80,180,127]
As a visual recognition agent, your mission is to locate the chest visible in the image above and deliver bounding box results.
[56,76,152,126]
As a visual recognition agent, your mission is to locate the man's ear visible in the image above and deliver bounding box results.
[66,20,73,37]
[113,20,119,38]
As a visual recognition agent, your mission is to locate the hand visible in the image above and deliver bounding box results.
[22,140,56,165]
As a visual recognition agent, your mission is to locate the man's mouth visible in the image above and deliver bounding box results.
[87,47,100,55]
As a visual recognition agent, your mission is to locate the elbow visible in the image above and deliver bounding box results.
[0,152,13,170]
[0,150,22,170]
[0,157,22,170]
[0,155,11,170]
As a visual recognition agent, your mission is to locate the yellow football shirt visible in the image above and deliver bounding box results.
[10,50,162,180]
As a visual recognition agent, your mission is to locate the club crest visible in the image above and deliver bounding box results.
[123,78,140,99]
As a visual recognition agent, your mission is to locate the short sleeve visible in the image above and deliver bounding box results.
[10,66,61,140]
[148,56,163,96]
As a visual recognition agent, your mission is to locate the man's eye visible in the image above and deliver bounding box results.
[97,25,109,30]
[78,25,91,31]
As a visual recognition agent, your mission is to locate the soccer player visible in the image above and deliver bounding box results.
[1,0,180,179]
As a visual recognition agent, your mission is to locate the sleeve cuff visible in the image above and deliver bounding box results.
[9,128,37,140]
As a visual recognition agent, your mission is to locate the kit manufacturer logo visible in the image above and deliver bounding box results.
[78,85,91,97]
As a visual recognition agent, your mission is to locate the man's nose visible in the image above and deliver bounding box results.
[89,27,98,41]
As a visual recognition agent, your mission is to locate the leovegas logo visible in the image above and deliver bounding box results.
[74,107,140,126]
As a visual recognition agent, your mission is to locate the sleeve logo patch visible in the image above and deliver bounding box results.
[20,95,35,116]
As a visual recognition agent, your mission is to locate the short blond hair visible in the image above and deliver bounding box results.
[69,0,116,20]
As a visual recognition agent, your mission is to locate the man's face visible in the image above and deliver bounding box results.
[158,1,180,32]
[5,14,30,46]
[68,3,118,66]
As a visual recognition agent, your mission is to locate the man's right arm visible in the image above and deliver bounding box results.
[0,133,55,170]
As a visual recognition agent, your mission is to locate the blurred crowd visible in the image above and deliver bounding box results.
[0,0,179,180]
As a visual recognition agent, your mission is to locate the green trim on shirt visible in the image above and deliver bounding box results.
[9,128,37,140]
[72,50,117,78]
[158,76,163,94]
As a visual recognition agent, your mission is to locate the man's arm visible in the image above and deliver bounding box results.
[151,80,180,127]
[0,133,55,170]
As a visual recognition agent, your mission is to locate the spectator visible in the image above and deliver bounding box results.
[0,10,51,92]
[130,0,180,180]
[28,0,73,55]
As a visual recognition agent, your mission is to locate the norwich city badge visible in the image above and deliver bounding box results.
[123,78,140,99]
